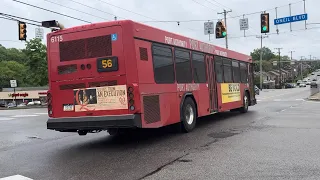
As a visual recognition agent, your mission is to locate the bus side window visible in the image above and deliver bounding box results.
[232,60,240,83]
[175,48,192,83]
[152,44,175,84]
[240,62,248,83]
[192,52,207,83]
[214,56,223,83]
[223,58,233,83]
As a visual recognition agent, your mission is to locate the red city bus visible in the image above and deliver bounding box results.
[46,20,256,135]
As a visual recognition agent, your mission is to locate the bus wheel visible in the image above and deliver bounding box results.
[181,97,197,133]
[78,130,88,136]
[239,92,249,113]
[107,128,119,136]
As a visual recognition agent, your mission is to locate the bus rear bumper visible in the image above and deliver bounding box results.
[47,114,142,131]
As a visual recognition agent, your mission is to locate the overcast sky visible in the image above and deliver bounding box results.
[1,0,319,60]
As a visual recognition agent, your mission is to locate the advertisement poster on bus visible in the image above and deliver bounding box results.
[73,85,128,112]
[221,83,241,103]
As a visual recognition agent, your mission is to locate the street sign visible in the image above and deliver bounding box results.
[274,13,308,25]
[290,61,295,65]
[273,61,277,66]
[204,21,214,35]
[35,28,44,39]
[10,80,17,88]
[239,18,249,30]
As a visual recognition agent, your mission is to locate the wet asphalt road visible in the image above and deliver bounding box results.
[0,86,318,180]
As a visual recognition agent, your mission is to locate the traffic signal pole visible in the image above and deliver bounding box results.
[256,35,268,90]
[218,9,232,49]
[275,48,283,87]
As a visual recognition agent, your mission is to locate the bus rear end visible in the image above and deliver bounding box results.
[46,21,141,135]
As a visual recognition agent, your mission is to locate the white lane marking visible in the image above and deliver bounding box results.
[257,99,262,102]
[11,115,38,118]
[34,113,48,115]
[0,117,15,121]
[0,175,33,180]
[273,99,281,101]
[295,99,305,101]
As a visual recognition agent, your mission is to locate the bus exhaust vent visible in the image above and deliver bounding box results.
[57,64,77,74]
[143,95,160,124]
[139,47,148,61]
[59,35,112,62]
[88,80,117,87]
[59,83,86,90]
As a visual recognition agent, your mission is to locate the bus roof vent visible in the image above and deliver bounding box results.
[139,47,148,61]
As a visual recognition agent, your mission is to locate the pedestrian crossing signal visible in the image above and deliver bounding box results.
[18,21,27,41]
[261,13,270,33]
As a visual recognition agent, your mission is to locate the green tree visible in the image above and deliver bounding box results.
[250,47,276,61]
[0,61,28,89]
[0,44,28,63]
[253,60,273,72]
[24,38,48,86]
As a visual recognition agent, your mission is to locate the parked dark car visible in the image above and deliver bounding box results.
[0,102,6,108]
[285,83,295,88]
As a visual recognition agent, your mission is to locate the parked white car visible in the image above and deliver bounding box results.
[299,83,307,87]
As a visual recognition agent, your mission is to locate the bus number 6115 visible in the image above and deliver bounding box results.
[51,35,63,43]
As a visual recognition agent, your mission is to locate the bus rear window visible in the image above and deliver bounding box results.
[59,35,112,62]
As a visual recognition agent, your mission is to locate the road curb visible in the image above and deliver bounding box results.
[307,98,320,101]
[0,106,47,110]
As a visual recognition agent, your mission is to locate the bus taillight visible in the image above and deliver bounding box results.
[47,92,53,116]
[128,86,135,111]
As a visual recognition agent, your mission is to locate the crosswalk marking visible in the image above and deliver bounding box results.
[0,117,15,121]
[11,115,38,118]
[257,99,306,102]
[0,112,48,121]
[0,175,33,180]
[34,113,48,115]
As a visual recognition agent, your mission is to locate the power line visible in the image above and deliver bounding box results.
[142,0,304,23]
[12,0,92,23]
[67,0,200,31]
[226,26,320,39]
[203,0,221,9]
[66,0,125,19]
[0,13,42,27]
[0,13,41,23]
[191,0,219,12]
[43,0,111,21]
[209,0,232,10]
[94,0,155,20]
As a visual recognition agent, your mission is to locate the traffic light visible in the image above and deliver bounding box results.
[261,13,270,33]
[18,21,27,41]
[216,21,227,39]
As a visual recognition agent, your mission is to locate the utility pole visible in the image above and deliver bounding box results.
[275,48,283,88]
[256,35,268,90]
[289,50,295,83]
[300,56,304,80]
[218,9,232,49]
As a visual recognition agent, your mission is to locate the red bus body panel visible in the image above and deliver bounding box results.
[46,20,255,131]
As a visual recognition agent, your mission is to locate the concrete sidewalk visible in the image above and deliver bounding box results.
[309,92,320,101]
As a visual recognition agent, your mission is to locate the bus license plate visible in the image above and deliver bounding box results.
[63,104,74,111]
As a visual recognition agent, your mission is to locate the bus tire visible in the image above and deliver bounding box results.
[239,91,249,113]
[180,97,197,133]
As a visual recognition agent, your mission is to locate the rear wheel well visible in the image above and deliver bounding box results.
[182,95,198,118]
[245,90,251,105]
